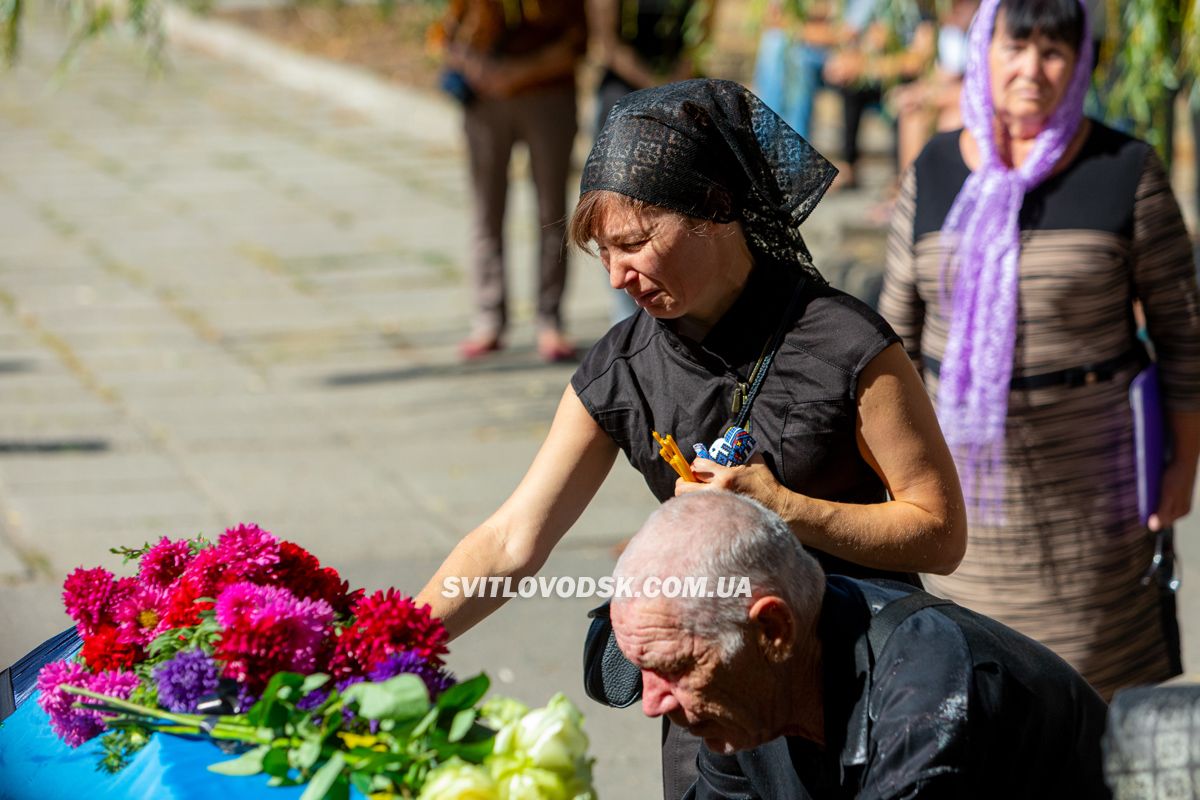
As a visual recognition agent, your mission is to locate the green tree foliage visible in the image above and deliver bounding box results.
[1097,0,1198,154]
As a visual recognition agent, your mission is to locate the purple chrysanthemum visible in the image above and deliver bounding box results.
[138,537,194,589]
[154,649,221,713]
[297,675,362,720]
[368,651,456,698]
[37,660,140,747]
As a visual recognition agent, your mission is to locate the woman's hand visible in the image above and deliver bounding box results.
[1149,409,1200,532]
[675,455,789,511]
[1149,457,1197,531]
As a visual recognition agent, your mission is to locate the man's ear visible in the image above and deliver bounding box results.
[747,596,796,662]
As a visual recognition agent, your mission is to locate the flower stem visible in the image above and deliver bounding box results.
[62,685,264,742]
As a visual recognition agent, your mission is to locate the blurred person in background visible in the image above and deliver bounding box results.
[751,0,850,141]
[880,0,1200,700]
[821,0,937,190]
[430,0,586,363]
[587,0,718,323]
[890,0,979,177]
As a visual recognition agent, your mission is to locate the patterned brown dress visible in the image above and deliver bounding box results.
[879,122,1200,699]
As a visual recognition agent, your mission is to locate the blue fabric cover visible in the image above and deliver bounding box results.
[0,696,366,800]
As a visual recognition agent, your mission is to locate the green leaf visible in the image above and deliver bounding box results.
[208,745,268,776]
[300,752,346,800]
[262,672,306,701]
[263,746,292,778]
[370,773,397,791]
[409,707,439,738]
[293,738,323,772]
[436,723,498,763]
[343,674,429,721]
[448,708,476,742]
[349,772,374,796]
[436,673,489,712]
[300,674,330,695]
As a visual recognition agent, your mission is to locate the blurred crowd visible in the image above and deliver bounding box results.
[428,0,1198,349]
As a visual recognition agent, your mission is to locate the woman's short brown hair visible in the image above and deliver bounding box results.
[568,190,655,254]
[569,190,720,254]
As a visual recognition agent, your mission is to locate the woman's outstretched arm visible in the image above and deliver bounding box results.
[415,386,619,639]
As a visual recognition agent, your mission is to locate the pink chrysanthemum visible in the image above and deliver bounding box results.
[112,582,170,647]
[178,545,222,597]
[62,567,117,636]
[213,581,334,692]
[213,581,272,629]
[214,523,279,584]
[329,589,448,680]
[138,536,194,590]
[37,661,139,748]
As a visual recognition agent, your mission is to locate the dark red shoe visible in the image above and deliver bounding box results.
[459,337,503,360]
[538,339,577,363]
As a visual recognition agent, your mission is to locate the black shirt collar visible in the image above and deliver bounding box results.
[656,263,806,374]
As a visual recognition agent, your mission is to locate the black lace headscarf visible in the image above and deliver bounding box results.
[580,79,837,282]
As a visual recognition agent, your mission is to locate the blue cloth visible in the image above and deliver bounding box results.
[0,696,365,800]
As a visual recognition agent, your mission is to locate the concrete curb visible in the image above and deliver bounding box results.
[162,3,459,146]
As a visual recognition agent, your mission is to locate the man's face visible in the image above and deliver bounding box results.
[612,597,777,755]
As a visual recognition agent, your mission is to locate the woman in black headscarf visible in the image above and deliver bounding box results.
[416,79,966,798]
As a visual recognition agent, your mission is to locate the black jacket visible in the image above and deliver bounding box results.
[686,577,1111,799]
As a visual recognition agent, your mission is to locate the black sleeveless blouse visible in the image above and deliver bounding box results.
[571,264,909,582]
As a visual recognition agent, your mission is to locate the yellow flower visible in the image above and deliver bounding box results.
[339,732,386,751]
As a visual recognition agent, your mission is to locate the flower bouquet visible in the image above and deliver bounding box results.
[21,524,596,800]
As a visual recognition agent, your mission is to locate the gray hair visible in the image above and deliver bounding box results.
[614,491,826,657]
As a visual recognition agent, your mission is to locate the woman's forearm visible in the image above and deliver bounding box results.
[775,488,964,574]
[414,387,619,640]
[679,344,965,575]
[415,520,550,639]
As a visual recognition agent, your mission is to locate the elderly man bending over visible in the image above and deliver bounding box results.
[610,491,1111,799]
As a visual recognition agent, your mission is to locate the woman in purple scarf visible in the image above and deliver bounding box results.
[880,0,1200,698]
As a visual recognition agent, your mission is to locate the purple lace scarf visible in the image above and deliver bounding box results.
[937,0,1093,520]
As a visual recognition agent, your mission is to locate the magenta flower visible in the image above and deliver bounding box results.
[213,581,334,691]
[37,661,140,747]
[214,524,279,582]
[214,581,271,629]
[62,567,116,636]
[138,537,193,590]
[112,582,170,647]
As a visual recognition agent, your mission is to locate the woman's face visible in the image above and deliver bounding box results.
[593,203,748,328]
[988,10,1077,134]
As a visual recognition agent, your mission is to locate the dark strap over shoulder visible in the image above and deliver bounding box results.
[730,278,810,429]
[867,590,954,659]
